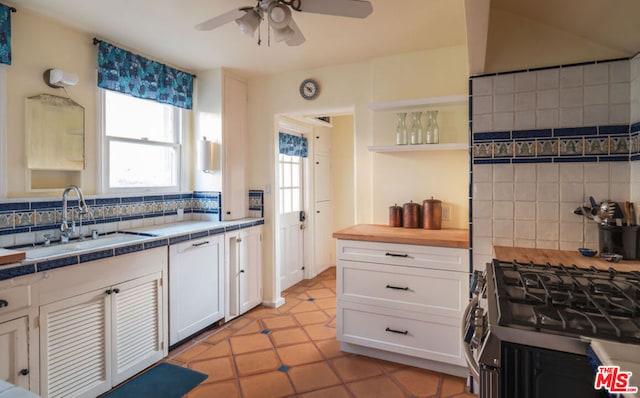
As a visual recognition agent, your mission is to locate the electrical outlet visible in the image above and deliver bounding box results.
[442,205,451,221]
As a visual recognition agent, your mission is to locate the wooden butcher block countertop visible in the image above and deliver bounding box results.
[333,224,469,249]
[494,246,640,273]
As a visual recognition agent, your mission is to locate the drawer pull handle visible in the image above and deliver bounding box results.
[385,252,409,258]
[192,241,210,247]
[19,369,29,376]
[0,299,8,308]
[386,285,409,291]
[385,327,408,335]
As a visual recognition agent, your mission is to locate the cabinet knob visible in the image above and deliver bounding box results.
[105,289,112,295]
[236,237,242,243]
[0,299,8,308]
[113,288,120,294]
[19,369,29,376]
[240,269,245,273]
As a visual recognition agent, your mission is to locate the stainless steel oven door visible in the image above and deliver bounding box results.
[462,295,480,381]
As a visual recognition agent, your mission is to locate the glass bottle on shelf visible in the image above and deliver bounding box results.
[409,111,423,145]
[425,110,439,144]
[395,112,407,145]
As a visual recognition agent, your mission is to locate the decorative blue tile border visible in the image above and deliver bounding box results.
[0,191,221,236]
[472,125,633,164]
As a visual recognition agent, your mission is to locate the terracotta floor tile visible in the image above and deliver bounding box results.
[320,280,336,289]
[205,328,235,345]
[261,314,298,330]
[347,375,408,398]
[391,368,441,397]
[331,355,383,382]
[377,359,408,373]
[276,342,324,366]
[313,297,336,310]
[189,356,236,383]
[298,385,352,398]
[192,341,230,360]
[303,324,336,341]
[239,371,295,398]
[270,327,311,347]
[234,349,281,376]
[293,310,329,325]
[229,316,255,330]
[288,362,342,393]
[315,339,346,359]
[440,375,467,397]
[233,320,263,336]
[322,308,337,317]
[290,300,322,313]
[326,318,336,328]
[276,299,302,313]
[172,343,209,363]
[305,288,335,299]
[187,379,240,398]
[229,333,274,354]
[452,392,479,397]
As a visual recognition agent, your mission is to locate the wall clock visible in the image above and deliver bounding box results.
[300,78,320,100]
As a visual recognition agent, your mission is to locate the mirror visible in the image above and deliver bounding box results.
[26,94,85,170]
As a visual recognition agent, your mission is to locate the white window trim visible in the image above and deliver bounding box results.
[97,88,188,194]
[0,65,6,197]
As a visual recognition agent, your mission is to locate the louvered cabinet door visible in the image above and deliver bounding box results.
[40,289,111,398]
[111,272,164,386]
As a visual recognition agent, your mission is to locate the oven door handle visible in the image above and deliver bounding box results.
[462,295,480,382]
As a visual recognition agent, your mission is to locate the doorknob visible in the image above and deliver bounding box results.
[300,224,306,230]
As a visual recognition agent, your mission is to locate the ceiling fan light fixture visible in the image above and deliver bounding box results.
[271,25,295,42]
[235,8,261,36]
[267,2,292,29]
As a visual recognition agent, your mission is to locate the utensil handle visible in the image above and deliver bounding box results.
[624,202,631,227]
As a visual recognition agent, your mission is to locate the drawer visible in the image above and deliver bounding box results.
[338,261,466,318]
[336,239,468,273]
[337,302,465,367]
[0,285,31,316]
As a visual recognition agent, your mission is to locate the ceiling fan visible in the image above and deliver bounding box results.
[195,0,373,46]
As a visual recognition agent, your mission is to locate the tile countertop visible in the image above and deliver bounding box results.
[493,246,640,272]
[0,218,264,281]
[333,224,469,249]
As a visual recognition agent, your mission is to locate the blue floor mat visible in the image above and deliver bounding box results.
[104,363,207,398]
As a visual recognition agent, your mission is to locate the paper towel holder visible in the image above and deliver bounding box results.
[199,137,218,173]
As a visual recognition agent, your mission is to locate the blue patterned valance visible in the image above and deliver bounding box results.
[279,132,308,158]
[97,40,194,109]
[0,4,13,65]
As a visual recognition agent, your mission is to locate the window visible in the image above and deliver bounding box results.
[102,90,182,191]
[279,153,302,214]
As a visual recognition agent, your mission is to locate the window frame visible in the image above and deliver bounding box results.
[98,88,187,194]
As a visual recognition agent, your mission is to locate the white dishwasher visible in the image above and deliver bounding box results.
[169,233,225,346]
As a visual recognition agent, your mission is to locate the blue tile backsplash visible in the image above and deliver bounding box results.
[0,191,221,237]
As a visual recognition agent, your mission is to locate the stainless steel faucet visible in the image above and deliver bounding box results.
[60,185,89,243]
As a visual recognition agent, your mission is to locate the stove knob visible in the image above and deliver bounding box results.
[470,308,485,349]
[472,271,485,296]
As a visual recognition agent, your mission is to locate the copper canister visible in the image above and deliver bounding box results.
[423,197,442,230]
[389,204,403,227]
[402,201,421,228]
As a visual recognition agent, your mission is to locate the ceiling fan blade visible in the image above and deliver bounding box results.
[286,19,306,46]
[298,0,372,18]
[195,8,246,31]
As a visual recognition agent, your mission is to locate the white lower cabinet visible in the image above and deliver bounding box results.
[0,316,29,389]
[169,234,224,346]
[32,247,167,398]
[39,272,163,398]
[336,239,469,376]
[225,226,263,321]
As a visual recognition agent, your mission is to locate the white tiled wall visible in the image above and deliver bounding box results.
[472,60,631,132]
[472,162,631,269]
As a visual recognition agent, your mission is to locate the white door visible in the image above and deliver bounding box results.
[111,272,164,385]
[240,226,263,313]
[0,317,29,389]
[279,153,305,290]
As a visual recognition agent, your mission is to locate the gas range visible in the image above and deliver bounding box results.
[464,259,640,398]
[492,260,640,344]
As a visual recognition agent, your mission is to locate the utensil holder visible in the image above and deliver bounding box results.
[599,224,624,256]
[622,225,639,260]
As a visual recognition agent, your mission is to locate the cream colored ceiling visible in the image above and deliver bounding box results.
[468,0,640,75]
[10,0,467,77]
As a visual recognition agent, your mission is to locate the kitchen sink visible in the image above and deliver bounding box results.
[24,232,155,260]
